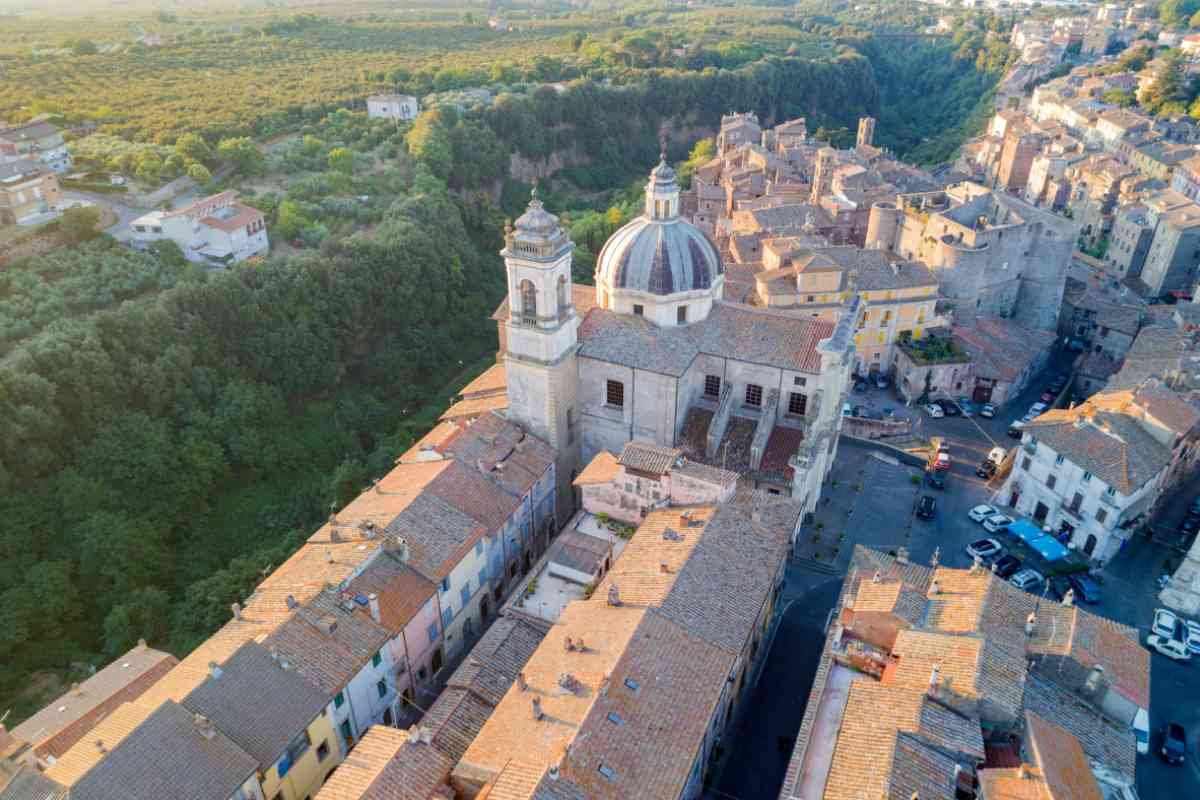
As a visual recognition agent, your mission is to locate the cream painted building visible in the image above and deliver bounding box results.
[753,242,938,376]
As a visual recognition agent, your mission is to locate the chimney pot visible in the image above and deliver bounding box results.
[368,593,381,623]
[607,583,622,606]
[896,546,909,564]
[286,594,298,610]
[136,638,147,650]
[532,697,544,720]
[231,602,242,621]
[95,739,106,754]
[516,671,527,692]
[929,663,940,691]
[659,561,670,573]
[70,682,81,696]
[208,660,222,678]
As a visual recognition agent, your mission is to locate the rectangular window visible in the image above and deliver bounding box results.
[1055,454,1065,466]
[1105,486,1116,497]
[474,538,483,556]
[440,576,450,593]
[478,567,488,590]
[427,622,439,644]
[704,374,721,397]
[677,305,688,324]
[632,304,644,316]
[334,691,345,709]
[745,383,763,407]
[1046,474,1057,490]
[881,310,892,325]
[460,582,472,607]
[377,679,387,698]
[793,376,806,386]
[442,607,453,628]
[1096,508,1108,523]
[372,651,382,668]
[1081,471,1091,482]
[806,295,815,302]
[788,392,807,416]
[317,740,330,761]
[606,379,624,408]
[567,407,575,444]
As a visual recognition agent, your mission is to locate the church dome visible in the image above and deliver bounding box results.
[595,154,723,303]
[595,215,722,295]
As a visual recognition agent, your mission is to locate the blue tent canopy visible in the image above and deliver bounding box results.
[1009,519,1045,545]
[1030,535,1069,562]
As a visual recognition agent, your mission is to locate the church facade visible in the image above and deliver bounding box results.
[496,157,857,531]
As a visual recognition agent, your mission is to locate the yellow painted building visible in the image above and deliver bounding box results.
[260,708,340,800]
[754,245,939,375]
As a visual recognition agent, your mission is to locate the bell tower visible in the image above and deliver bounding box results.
[502,186,580,517]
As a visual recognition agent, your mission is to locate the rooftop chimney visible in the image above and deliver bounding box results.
[1062,588,1075,607]
[970,554,982,574]
[208,660,222,679]
[872,571,882,583]
[532,697,544,720]
[231,602,242,621]
[325,549,334,564]
[659,561,671,574]
[137,638,147,650]
[931,578,941,595]
[1025,611,1037,637]
[368,593,381,623]
[1019,764,1031,780]
[95,739,107,755]
[286,594,299,610]
[607,583,622,606]
[516,671,527,692]
[896,546,910,564]
[364,520,376,540]
[316,615,338,636]
[929,663,940,691]
[192,713,216,740]
[1084,664,1106,695]
[930,546,940,569]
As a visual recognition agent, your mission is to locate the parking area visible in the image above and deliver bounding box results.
[712,430,1200,799]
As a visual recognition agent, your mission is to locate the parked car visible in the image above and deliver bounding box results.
[987,447,1007,465]
[926,470,946,489]
[993,554,1022,579]
[1067,573,1101,604]
[852,405,865,418]
[965,538,1003,560]
[957,397,975,416]
[874,374,889,389]
[1161,722,1188,765]
[1135,708,1151,755]
[968,504,998,523]
[854,379,868,393]
[1180,516,1199,536]
[1048,574,1073,601]
[916,495,937,520]
[1154,608,1180,640]
[924,403,945,419]
[937,399,961,417]
[976,460,997,479]
[933,452,951,471]
[1029,402,1048,416]
[982,514,1014,533]
[1147,634,1191,662]
[1186,620,1200,656]
[1010,568,1045,592]
[980,402,996,419]
[1007,423,1024,439]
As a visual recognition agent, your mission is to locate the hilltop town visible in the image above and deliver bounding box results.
[9,1,1200,800]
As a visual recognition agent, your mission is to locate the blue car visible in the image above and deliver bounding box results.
[1067,573,1101,604]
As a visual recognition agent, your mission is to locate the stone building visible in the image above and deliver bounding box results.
[867,182,1077,332]
[497,158,856,511]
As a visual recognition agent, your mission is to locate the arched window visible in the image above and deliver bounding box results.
[557,276,569,314]
[520,279,537,319]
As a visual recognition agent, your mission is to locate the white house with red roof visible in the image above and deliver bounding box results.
[129,190,268,264]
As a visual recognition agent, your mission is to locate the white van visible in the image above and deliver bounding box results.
[1133,707,1149,755]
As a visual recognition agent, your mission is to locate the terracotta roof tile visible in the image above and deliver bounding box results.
[314,726,454,800]
[572,451,619,486]
[11,643,176,760]
[1023,407,1170,494]
[616,441,680,476]
[346,557,437,634]
[889,630,1027,721]
[66,701,257,800]
[43,703,155,787]
[1025,711,1104,800]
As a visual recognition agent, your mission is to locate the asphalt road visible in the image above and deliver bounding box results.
[709,349,1200,799]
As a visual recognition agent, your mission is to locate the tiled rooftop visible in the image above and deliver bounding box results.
[1023,406,1170,494]
[313,726,454,800]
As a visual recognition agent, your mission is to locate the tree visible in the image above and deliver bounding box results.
[187,163,213,186]
[1144,50,1189,114]
[134,151,163,184]
[406,112,453,180]
[69,39,98,55]
[330,458,367,508]
[174,132,212,165]
[276,200,311,240]
[217,136,264,176]
[60,205,102,242]
[1162,0,1200,27]
[328,146,354,175]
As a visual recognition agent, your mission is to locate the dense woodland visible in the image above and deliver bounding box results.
[0,0,1011,722]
